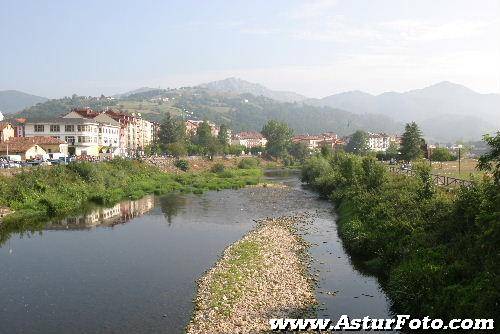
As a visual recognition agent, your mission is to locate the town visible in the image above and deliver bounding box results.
[0,107,408,167]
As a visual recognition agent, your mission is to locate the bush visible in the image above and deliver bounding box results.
[174,159,190,171]
[210,162,225,173]
[301,151,500,322]
[238,157,260,169]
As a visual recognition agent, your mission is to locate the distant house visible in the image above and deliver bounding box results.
[11,118,27,137]
[232,131,267,148]
[2,136,68,158]
[0,141,46,160]
[293,133,339,150]
[0,122,15,142]
[185,120,220,137]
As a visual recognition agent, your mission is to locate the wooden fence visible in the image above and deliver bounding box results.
[387,166,473,188]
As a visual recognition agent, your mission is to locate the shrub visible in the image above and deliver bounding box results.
[210,162,225,173]
[174,159,190,171]
[238,157,260,169]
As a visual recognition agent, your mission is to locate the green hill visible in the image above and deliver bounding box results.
[10,88,402,136]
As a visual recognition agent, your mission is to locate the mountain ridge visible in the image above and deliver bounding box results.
[198,77,308,103]
[0,90,48,114]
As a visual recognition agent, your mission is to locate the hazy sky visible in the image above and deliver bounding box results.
[1,0,499,98]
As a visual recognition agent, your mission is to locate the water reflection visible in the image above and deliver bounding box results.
[158,194,186,225]
[45,195,156,230]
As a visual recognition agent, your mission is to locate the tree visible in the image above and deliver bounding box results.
[400,122,424,161]
[431,147,455,168]
[386,142,400,160]
[217,124,229,146]
[261,120,293,158]
[478,132,500,184]
[159,113,186,145]
[289,142,310,163]
[195,121,213,148]
[166,142,187,157]
[346,130,369,155]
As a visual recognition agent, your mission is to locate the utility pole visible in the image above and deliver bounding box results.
[457,145,462,175]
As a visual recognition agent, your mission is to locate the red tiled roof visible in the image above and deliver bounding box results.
[7,136,66,145]
[71,107,99,118]
[233,131,264,140]
[0,141,41,153]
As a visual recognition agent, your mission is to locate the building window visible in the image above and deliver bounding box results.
[65,136,75,144]
[77,125,85,132]
[65,125,75,132]
[34,124,45,132]
[50,125,60,132]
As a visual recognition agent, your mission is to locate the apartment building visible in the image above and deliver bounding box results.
[104,110,155,156]
[367,133,400,152]
[25,118,100,156]
[63,108,121,156]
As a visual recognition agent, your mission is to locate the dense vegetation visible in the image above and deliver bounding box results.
[0,159,261,238]
[301,144,499,323]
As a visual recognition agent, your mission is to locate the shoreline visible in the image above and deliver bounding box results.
[186,215,316,334]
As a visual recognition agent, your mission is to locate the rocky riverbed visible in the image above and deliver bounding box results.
[186,215,316,334]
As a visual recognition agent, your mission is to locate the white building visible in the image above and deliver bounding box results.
[25,118,100,156]
[232,131,267,148]
[63,109,121,156]
[367,133,400,152]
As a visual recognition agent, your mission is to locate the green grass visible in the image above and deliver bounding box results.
[0,160,261,244]
[209,240,262,316]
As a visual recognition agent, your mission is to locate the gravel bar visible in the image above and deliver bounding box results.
[186,215,316,334]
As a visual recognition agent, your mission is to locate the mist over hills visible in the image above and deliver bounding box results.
[307,81,500,142]
[0,90,47,114]
[4,79,498,142]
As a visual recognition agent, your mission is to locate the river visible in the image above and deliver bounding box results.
[0,170,395,333]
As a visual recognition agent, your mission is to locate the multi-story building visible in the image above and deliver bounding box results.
[367,133,400,152]
[25,118,100,156]
[63,108,121,156]
[104,110,156,156]
[231,131,267,148]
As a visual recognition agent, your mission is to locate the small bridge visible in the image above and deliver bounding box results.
[387,166,473,188]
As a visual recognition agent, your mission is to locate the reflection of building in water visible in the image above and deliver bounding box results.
[47,195,155,230]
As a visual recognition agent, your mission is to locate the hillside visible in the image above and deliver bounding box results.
[9,87,402,136]
[198,77,308,103]
[0,90,48,114]
[308,81,500,141]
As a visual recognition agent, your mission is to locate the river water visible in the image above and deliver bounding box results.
[0,170,394,333]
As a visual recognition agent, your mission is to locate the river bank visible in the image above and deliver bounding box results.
[187,215,316,334]
[301,152,499,323]
[0,158,261,227]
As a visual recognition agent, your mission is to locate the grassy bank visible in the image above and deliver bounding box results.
[187,216,316,334]
[0,159,261,228]
[301,152,499,323]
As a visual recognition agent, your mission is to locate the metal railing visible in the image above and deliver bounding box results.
[387,166,473,187]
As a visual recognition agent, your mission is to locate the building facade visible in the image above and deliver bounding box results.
[231,131,267,148]
[0,123,15,142]
[25,118,100,156]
